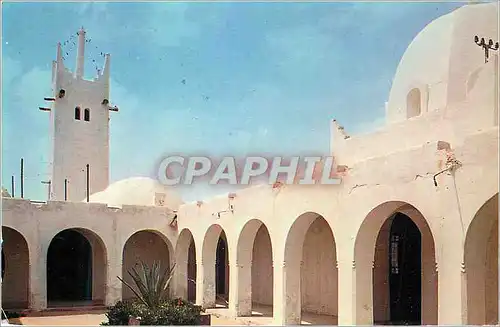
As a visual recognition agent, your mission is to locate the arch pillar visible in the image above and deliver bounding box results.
[30,241,47,310]
[354,255,374,325]
[273,258,301,325]
[174,229,196,301]
[437,232,466,324]
[174,256,189,300]
[337,254,356,325]
[229,260,252,317]
[106,246,122,306]
[197,260,216,308]
[436,186,468,325]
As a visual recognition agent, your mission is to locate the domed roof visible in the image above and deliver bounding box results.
[386,2,498,123]
[87,177,184,209]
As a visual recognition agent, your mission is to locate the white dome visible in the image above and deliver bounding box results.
[87,177,184,209]
[386,2,498,123]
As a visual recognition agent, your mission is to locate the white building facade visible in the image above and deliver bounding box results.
[1,3,498,325]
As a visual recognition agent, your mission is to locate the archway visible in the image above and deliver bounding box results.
[175,229,197,302]
[464,193,498,325]
[354,202,437,325]
[1,227,30,309]
[122,230,173,301]
[47,228,107,306]
[283,212,338,325]
[234,219,273,317]
[201,224,229,308]
[216,232,229,304]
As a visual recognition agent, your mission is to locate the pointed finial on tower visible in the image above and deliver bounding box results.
[75,27,86,79]
[102,53,111,82]
[56,42,63,63]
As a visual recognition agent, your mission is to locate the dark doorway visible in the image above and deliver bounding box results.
[215,235,228,303]
[47,229,92,303]
[187,241,197,302]
[1,249,5,280]
[388,213,421,325]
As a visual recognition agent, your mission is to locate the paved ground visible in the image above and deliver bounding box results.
[13,304,336,325]
[16,313,259,326]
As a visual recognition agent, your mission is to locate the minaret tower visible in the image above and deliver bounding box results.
[40,27,118,202]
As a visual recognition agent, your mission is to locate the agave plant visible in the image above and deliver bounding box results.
[117,261,176,309]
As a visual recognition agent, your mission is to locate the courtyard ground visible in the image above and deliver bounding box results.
[13,304,336,325]
[16,313,260,326]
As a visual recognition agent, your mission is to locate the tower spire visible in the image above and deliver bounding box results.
[75,26,86,79]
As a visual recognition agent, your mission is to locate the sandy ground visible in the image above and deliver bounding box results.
[14,304,335,326]
[15,313,259,326]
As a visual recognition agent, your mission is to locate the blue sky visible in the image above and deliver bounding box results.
[2,1,464,202]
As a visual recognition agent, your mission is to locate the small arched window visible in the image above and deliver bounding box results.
[84,108,90,122]
[406,88,422,118]
[75,106,81,120]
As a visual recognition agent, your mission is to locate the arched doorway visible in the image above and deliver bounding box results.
[47,228,107,306]
[376,213,421,325]
[175,229,197,302]
[1,227,30,309]
[283,212,338,325]
[234,219,273,317]
[464,193,498,325]
[201,224,229,308]
[215,231,229,304]
[354,202,437,325]
[188,240,196,302]
[122,230,173,301]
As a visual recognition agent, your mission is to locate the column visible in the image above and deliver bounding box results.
[353,258,374,325]
[29,245,47,311]
[105,244,122,306]
[196,260,216,308]
[174,257,189,300]
[437,177,466,324]
[229,261,252,316]
[273,259,301,325]
[337,258,356,325]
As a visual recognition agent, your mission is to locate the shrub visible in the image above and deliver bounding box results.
[117,261,176,310]
[4,311,26,319]
[102,261,205,325]
[102,300,137,325]
[101,298,204,326]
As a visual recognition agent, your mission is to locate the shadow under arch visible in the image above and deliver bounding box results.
[175,228,197,302]
[2,226,30,309]
[200,224,229,308]
[353,201,437,325]
[122,229,174,301]
[282,212,338,325]
[233,219,273,317]
[47,227,108,307]
[464,193,498,325]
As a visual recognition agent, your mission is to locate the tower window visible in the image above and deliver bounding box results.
[75,107,81,120]
[84,108,90,122]
[406,88,421,118]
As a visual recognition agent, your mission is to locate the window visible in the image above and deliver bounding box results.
[84,108,90,121]
[75,106,81,120]
[406,88,421,118]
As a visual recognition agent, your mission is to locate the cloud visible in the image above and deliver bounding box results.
[2,56,23,87]
[349,116,386,135]
[2,56,52,200]
[265,24,338,80]
[71,2,213,50]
